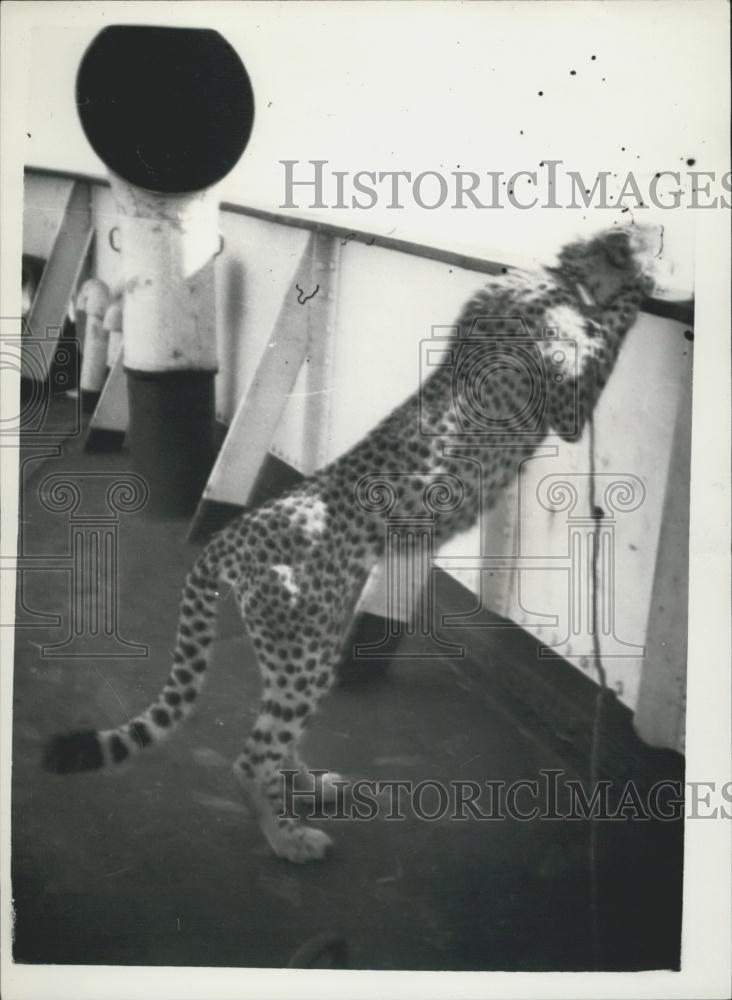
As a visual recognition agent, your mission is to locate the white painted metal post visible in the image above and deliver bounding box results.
[107,179,222,513]
[109,178,219,375]
[102,297,123,372]
[77,278,110,411]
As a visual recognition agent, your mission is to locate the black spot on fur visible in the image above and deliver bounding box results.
[43,730,104,773]
[152,708,171,728]
[129,721,152,748]
[164,690,181,706]
[109,735,129,763]
[174,668,193,684]
[183,688,197,703]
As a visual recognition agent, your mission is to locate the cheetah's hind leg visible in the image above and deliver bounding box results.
[233,618,343,863]
[236,763,335,863]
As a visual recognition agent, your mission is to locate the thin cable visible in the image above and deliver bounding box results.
[588,408,609,971]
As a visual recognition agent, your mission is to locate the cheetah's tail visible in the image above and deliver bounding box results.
[43,553,221,774]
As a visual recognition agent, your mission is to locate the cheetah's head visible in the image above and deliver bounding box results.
[555,225,661,306]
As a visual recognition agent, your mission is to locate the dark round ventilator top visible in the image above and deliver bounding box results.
[76,26,254,194]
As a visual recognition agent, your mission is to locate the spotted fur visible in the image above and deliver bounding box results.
[44,225,659,862]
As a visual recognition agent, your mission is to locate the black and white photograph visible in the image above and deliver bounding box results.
[1,2,730,998]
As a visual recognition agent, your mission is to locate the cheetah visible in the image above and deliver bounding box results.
[44,225,660,863]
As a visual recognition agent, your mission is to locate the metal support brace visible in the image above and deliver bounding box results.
[84,350,128,451]
[22,182,93,381]
[188,231,340,539]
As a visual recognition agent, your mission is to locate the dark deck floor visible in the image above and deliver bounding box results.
[11,396,684,971]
